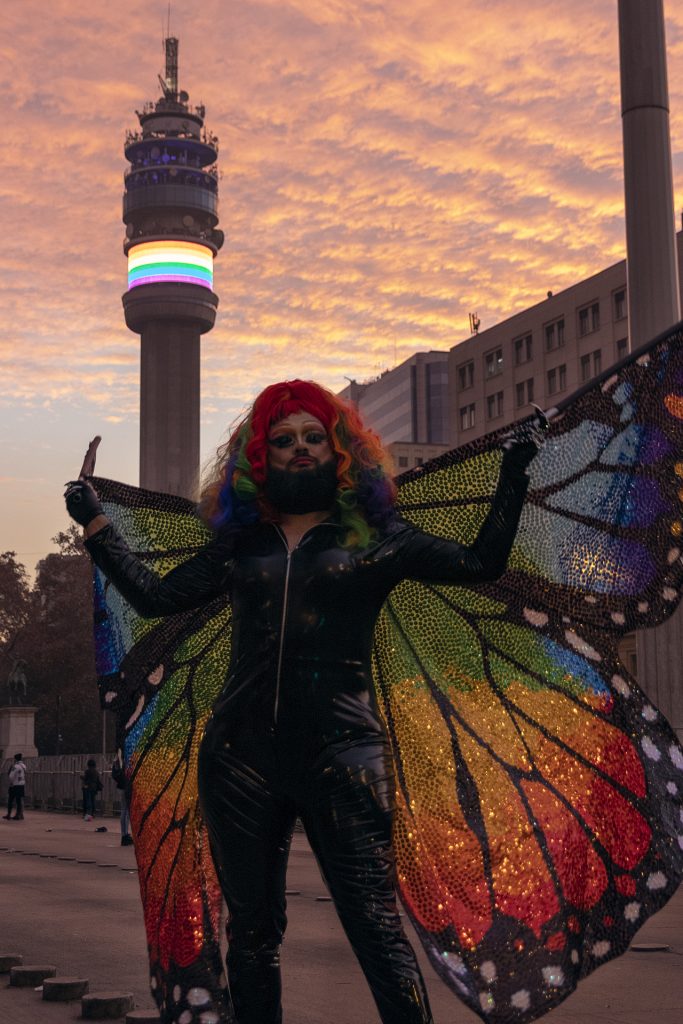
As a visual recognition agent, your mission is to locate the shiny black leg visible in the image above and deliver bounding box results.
[199,732,296,1024]
[302,740,434,1024]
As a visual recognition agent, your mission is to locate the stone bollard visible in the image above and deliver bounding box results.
[43,977,90,1001]
[0,954,23,974]
[10,964,57,987]
[126,1011,161,1023]
[82,991,135,1019]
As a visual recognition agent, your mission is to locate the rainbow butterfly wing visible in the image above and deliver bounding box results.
[373,326,683,1022]
[91,479,233,1024]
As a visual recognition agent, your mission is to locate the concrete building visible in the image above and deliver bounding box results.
[340,351,450,446]
[447,231,683,447]
[340,352,451,470]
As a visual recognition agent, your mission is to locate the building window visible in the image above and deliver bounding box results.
[614,289,626,321]
[616,337,628,360]
[415,457,424,466]
[459,403,476,431]
[578,302,600,336]
[547,364,567,395]
[514,334,533,365]
[592,349,601,375]
[398,456,408,468]
[580,354,591,382]
[458,361,474,391]
[516,378,534,408]
[485,348,503,378]
[545,318,565,352]
[486,391,504,420]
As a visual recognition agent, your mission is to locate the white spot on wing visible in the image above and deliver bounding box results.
[624,902,641,922]
[669,745,683,770]
[125,694,145,730]
[565,631,601,661]
[524,608,548,627]
[187,988,211,1007]
[641,736,661,761]
[542,966,564,987]
[480,961,497,983]
[612,675,630,697]
[511,990,530,1011]
[148,665,164,686]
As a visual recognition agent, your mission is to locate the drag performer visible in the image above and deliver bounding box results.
[65,331,683,1024]
[66,380,544,1024]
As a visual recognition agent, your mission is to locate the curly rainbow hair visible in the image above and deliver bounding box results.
[199,380,397,547]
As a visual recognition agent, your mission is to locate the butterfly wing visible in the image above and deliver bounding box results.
[374,325,683,1022]
[91,478,233,1024]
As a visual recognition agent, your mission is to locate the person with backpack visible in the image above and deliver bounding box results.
[3,753,27,820]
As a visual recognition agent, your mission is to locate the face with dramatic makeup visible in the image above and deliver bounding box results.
[265,411,338,514]
[266,412,334,473]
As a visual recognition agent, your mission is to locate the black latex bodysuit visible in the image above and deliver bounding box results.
[85,450,530,1024]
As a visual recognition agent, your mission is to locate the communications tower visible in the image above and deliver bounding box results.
[122,36,223,497]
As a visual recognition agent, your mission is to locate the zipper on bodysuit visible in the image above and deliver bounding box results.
[272,522,329,727]
[273,537,292,725]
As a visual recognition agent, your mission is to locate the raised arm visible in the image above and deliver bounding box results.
[392,414,547,586]
[65,479,230,618]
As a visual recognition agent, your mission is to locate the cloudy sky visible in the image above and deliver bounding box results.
[2,0,682,572]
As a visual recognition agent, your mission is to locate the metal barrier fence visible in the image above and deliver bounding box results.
[0,753,123,815]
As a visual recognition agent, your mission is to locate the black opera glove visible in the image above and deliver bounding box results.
[500,406,550,472]
[64,479,104,527]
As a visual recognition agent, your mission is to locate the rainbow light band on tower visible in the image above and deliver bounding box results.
[127,240,214,290]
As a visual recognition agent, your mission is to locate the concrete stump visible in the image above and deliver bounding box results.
[10,964,57,987]
[126,1010,161,1023]
[43,977,90,1001]
[0,954,22,973]
[82,991,135,1019]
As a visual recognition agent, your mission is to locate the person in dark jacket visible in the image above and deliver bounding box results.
[81,758,102,821]
[65,380,544,1024]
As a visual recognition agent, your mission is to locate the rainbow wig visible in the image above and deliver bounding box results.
[199,380,397,547]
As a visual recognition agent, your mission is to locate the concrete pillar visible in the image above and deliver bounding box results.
[619,0,680,341]
[618,0,683,739]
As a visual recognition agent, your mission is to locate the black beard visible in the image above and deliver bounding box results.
[264,460,338,514]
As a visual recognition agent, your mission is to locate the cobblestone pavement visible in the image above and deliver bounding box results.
[1,810,681,1023]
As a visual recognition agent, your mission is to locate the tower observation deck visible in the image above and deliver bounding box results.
[122,36,224,498]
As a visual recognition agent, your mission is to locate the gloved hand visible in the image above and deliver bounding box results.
[64,479,104,527]
[501,405,550,471]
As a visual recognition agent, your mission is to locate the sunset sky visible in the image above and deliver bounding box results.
[2,0,682,574]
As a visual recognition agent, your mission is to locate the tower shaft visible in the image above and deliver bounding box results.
[140,323,199,497]
[122,35,223,499]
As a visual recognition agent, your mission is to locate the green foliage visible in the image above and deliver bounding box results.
[1,526,103,755]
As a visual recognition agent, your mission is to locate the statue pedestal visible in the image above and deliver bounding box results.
[0,706,38,760]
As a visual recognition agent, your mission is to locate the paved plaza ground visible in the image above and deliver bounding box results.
[0,810,681,1023]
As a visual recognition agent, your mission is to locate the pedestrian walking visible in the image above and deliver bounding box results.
[3,753,27,820]
[81,758,102,821]
[111,755,133,845]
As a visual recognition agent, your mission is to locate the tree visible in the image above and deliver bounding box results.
[13,526,104,755]
[0,551,32,690]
